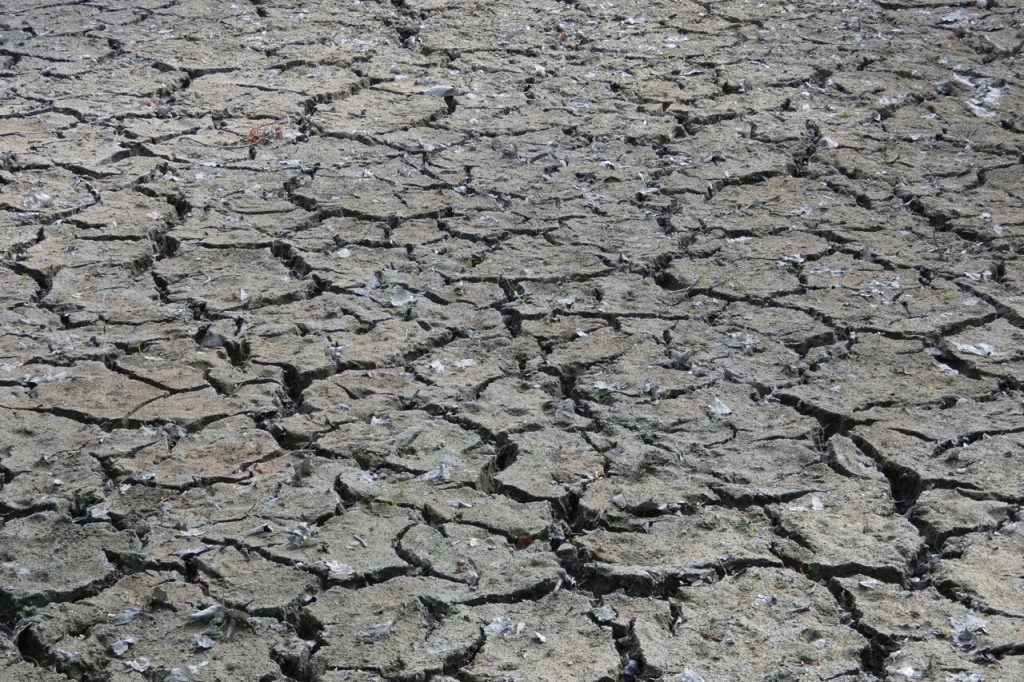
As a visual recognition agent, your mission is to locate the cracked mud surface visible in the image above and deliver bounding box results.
[1,0,1023,680]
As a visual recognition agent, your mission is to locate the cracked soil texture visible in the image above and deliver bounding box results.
[1,0,1023,681]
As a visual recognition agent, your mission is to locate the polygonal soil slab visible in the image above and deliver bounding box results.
[22,571,292,681]
[769,474,923,581]
[779,335,999,418]
[306,577,477,678]
[0,512,140,618]
[833,575,1024,656]
[494,428,605,503]
[1,360,166,422]
[257,505,414,583]
[635,567,867,680]
[336,469,554,539]
[578,507,780,591]
[155,245,312,313]
[398,522,563,599]
[111,415,280,488]
[195,545,319,616]
[935,531,1024,618]
[883,638,1024,682]
[461,591,621,682]
[316,411,495,485]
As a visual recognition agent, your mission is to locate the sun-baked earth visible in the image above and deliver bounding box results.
[1,1,1022,680]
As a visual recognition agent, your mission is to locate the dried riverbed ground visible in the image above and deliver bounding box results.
[1,0,1023,680]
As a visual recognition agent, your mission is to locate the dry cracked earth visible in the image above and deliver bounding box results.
[1,0,1023,680]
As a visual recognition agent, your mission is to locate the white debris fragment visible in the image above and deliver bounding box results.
[892,666,925,679]
[454,358,477,368]
[707,397,732,416]
[485,616,518,637]
[429,360,446,374]
[24,371,67,384]
[423,85,458,97]
[950,613,988,640]
[982,86,1002,106]
[418,461,452,482]
[671,669,707,682]
[941,8,968,23]
[325,561,355,579]
[88,505,110,520]
[191,634,215,651]
[965,100,996,118]
[284,522,319,548]
[389,288,415,306]
[954,342,996,357]
[25,191,54,209]
[189,603,225,622]
[362,620,395,641]
[123,658,150,673]
[108,638,135,657]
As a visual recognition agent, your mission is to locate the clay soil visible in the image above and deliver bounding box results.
[1,1,1023,680]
